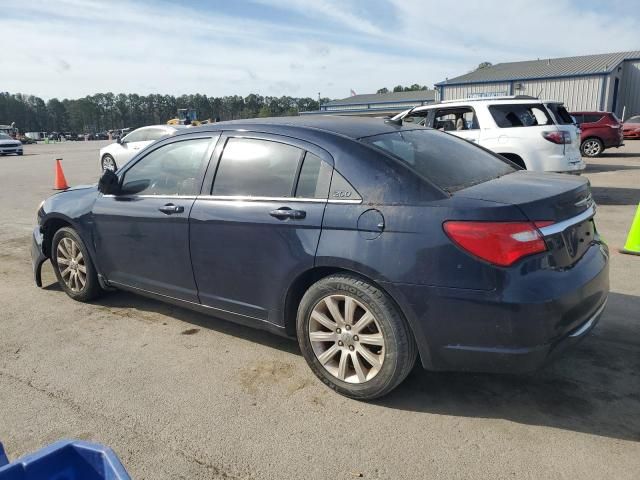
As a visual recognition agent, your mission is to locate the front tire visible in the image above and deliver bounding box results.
[52,227,102,302]
[101,154,116,171]
[297,274,417,399]
[581,138,603,157]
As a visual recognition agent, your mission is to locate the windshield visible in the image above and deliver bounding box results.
[361,129,515,192]
[0,133,12,140]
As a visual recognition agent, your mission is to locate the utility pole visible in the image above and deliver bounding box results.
[318,92,321,111]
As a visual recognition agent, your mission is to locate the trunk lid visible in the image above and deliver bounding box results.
[455,171,592,222]
[456,171,596,267]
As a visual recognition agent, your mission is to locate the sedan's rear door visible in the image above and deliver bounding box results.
[189,133,332,326]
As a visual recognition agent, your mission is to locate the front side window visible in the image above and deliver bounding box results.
[361,129,514,192]
[146,128,170,141]
[213,138,303,197]
[432,107,479,131]
[123,129,147,143]
[120,138,210,196]
[489,103,552,128]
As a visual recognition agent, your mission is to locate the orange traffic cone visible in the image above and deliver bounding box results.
[53,158,69,190]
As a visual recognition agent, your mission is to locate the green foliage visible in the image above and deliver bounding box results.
[0,91,327,133]
[378,84,429,94]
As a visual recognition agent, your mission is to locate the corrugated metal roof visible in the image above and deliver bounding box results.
[437,51,640,86]
[324,90,435,106]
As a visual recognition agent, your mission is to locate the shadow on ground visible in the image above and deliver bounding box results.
[591,186,640,205]
[57,278,639,443]
[377,291,640,442]
[586,163,640,173]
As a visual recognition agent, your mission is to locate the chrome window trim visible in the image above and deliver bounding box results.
[538,205,595,236]
[101,194,362,204]
[101,194,197,200]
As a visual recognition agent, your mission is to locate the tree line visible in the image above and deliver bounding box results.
[1,84,431,133]
[0,92,329,133]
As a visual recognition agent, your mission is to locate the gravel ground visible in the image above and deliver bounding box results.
[0,139,638,479]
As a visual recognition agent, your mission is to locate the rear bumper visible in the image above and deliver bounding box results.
[388,242,609,373]
[31,226,47,287]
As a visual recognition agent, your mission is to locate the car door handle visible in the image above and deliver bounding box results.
[269,207,306,220]
[158,203,184,215]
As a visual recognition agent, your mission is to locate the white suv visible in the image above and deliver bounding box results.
[394,96,584,173]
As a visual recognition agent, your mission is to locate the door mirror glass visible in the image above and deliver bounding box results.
[121,179,150,195]
[98,169,120,195]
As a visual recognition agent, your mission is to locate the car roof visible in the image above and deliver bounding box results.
[409,97,559,113]
[174,115,419,140]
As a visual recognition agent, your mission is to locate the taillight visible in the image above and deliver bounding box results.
[443,221,553,267]
[542,131,571,144]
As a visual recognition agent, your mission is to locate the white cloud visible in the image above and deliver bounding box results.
[1,0,638,100]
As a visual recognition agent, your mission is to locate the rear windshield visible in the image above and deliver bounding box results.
[546,103,574,124]
[489,103,552,128]
[361,129,515,193]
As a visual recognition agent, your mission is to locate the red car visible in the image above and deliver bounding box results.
[623,115,640,139]
[571,111,624,157]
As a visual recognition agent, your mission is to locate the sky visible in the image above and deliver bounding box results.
[1,0,639,100]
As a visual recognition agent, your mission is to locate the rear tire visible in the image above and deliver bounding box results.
[297,274,417,400]
[52,227,102,302]
[581,138,603,157]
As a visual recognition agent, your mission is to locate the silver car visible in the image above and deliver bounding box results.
[0,133,23,156]
[99,125,186,171]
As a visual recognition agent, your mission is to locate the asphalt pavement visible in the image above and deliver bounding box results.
[0,139,638,479]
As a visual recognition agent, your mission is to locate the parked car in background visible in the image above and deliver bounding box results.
[0,133,23,155]
[99,125,185,171]
[570,111,624,157]
[394,96,584,173]
[95,132,109,140]
[623,115,640,139]
[33,116,608,399]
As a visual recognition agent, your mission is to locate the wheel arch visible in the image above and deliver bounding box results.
[282,266,432,368]
[41,215,75,258]
[498,152,527,169]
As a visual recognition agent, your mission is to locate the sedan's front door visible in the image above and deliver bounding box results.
[189,135,332,325]
[92,135,216,301]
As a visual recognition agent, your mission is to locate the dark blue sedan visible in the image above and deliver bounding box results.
[32,116,609,399]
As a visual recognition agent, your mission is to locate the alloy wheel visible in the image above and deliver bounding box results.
[308,294,385,384]
[102,155,116,171]
[583,140,601,157]
[56,237,87,292]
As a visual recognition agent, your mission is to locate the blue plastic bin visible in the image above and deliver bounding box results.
[0,440,130,480]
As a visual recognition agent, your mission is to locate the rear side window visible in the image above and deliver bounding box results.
[362,129,515,192]
[295,152,332,199]
[546,103,574,124]
[213,138,303,197]
[489,104,552,128]
[583,114,604,123]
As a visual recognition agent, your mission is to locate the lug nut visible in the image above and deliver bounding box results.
[338,341,344,346]
[348,345,355,351]
[336,328,341,334]
[345,325,351,331]
[353,335,359,341]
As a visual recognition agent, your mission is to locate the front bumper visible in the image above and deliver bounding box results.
[390,242,609,373]
[31,226,47,287]
[0,145,23,154]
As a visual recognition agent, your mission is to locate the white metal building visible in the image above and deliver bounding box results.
[435,51,640,119]
[300,90,436,117]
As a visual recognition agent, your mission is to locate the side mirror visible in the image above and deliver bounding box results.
[98,169,120,195]
[116,135,123,144]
